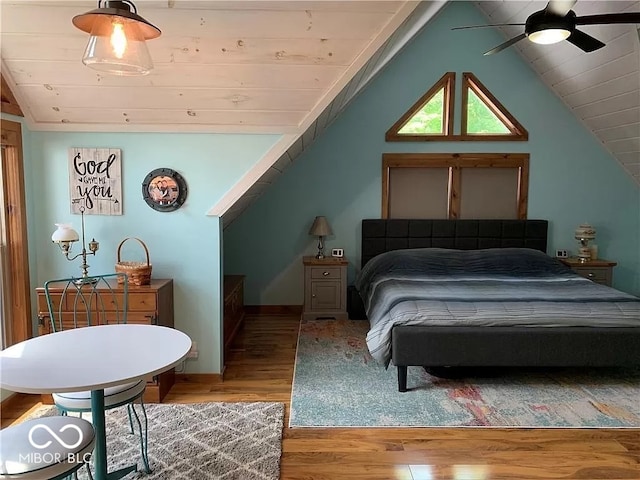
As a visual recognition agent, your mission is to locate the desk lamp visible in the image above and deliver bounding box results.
[52,208,99,282]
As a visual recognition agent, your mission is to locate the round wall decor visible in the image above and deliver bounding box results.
[142,168,187,212]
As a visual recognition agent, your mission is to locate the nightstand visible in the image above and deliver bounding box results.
[303,256,348,320]
[559,257,617,286]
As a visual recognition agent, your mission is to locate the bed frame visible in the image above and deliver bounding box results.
[360,219,640,392]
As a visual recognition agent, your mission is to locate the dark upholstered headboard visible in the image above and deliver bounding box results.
[361,219,548,268]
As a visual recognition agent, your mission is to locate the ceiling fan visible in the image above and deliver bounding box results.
[453,0,640,56]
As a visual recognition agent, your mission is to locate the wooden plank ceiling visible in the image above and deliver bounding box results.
[474,1,640,184]
[1,1,637,226]
[0,0,415,133]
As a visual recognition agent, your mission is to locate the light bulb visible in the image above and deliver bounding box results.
[81,16,154,76]
[528,28,571,45]
[110,21,127,59]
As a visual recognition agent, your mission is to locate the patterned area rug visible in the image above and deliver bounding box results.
[32,402,284,479]
[290,319,640,428]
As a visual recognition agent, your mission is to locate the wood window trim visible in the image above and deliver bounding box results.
[460,72,528,141]
[1,119,32,345]
[382,153,529,219]
[385,72,455,142]
[1,74,24,118]
[385,71,528,142]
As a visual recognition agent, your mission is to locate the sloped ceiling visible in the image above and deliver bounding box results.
[0,0,419,133]
[474,1,639,183]
[218,0,639,228]
[1,1,638,228]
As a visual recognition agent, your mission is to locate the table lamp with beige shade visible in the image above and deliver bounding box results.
[309,216,332,259]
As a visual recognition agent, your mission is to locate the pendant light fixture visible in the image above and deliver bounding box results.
[72,0,161,76]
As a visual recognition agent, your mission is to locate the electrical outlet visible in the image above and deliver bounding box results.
[187,341,198,359]
[555,249,569,258]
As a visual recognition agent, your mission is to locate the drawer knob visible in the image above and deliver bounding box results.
[588,272,594,278]
[323,271,329,276]
[312,294,316,298]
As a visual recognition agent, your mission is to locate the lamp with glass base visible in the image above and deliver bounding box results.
[51,208,100,283]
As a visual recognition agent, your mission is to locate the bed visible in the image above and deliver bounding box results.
[356,219,640,392]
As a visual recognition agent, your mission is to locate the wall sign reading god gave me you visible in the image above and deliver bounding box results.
[69,147,122,215]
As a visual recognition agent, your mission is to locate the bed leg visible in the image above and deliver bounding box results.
[398,366,408,392]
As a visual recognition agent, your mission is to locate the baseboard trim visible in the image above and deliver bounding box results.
[245,305,302,315]
[175,372,224,384]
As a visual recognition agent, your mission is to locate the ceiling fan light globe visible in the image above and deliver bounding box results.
[528,28,571,44]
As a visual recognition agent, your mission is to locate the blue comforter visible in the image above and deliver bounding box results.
[355,248,640,365]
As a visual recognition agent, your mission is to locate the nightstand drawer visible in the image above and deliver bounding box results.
[573,267,609,283]
[559,257,616,287]
[310,267,342,280]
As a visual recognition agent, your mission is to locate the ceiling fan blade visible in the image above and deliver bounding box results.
[566,29,606,52]
[576,12,640,25]
[452,23,525,30]
[483,33,527,56]
[545,0,578,16]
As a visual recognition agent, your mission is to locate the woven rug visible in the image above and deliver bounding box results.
[31,402,284,479]
[290,319,640,428]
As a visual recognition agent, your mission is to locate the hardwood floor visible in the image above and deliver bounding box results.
[3,314,639,479]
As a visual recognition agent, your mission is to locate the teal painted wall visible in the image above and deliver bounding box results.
[224,1,640,303]
[23,128,279,374]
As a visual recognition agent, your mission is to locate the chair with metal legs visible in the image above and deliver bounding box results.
[43,273,150,474]
[0,416,95,479]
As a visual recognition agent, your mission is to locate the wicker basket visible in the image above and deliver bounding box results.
[115,237,152,286]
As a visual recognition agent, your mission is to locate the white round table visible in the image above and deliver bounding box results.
[0,324,192,480]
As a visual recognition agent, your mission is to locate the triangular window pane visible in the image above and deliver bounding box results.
[461,72,528,141]
[386,72,455,141]
[398,88,444,135]
[466,89,510,134]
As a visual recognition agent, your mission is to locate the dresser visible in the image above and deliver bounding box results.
[35,278,175,403]
[559,257,617,286]
[303,256,348,320]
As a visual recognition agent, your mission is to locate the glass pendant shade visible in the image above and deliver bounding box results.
[82,16,153,75]
[73,1,161,76]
